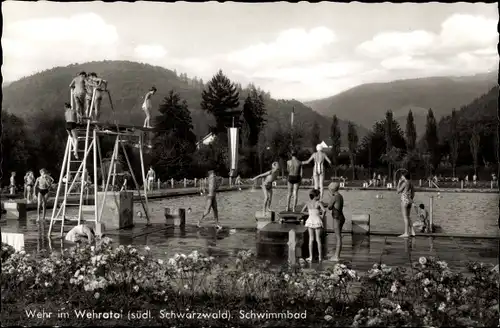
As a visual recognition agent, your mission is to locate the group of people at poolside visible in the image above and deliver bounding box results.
[68,71,156,128]
[8,170,55,222]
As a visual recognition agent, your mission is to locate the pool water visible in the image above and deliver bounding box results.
[149,188,498,236]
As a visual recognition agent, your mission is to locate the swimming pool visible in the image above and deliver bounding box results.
[147,188,499,236]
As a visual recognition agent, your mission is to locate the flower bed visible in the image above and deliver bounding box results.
[1,241,498,327]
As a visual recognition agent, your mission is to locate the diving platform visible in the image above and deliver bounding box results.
[277,211,308,224]
[75,121,157,133]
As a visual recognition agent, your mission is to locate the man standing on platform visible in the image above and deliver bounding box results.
[285,150,302,212]
[142,86,157,128]
[88,72,108,123]
[327,182,345,262]
[69,71,87,123]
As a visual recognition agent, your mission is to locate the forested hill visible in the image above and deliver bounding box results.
[305,71,497,135]
[437,86,498,166]
[2,60,367,144]
[438,86,498,140]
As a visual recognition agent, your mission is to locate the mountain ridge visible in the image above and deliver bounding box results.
[1,60,368,146]
[305,71,497,135]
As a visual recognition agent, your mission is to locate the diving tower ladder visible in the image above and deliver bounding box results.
[48,89,151,238]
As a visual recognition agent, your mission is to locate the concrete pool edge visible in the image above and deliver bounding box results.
[1,186,251,213]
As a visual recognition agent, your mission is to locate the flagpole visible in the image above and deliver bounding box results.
[291,106,295,151]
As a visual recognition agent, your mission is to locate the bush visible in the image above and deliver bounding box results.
[1,241,498,327]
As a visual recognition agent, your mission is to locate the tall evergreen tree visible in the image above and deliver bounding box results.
[449,109,460,178]
[311,121,321,149]
[242,86,267,148]
[385,110,394,177]
[347,121,359,180]
[330,115,342,176]
[469,125,481,176]
[405,110,417,151]
[201,70,240,136]
[424,108,440,174]
[152,90,197,179]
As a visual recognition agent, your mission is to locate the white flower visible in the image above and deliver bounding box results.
[437,261,448,270]
[422,278,431,286]
[390,282,398,293]
[324,315,333,321]
[145,246,151,251]
[94,292,100,299]
[438,302,446,312]
[419,257,427,265]
[133,285,139,292]
[157,259,164,265]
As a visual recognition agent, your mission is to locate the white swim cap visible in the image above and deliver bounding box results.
[316,144,323,151]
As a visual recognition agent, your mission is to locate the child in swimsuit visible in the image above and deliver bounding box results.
[301,189,326,262]
[25,171,35,203]
[65,102,79,159]
[252,162,280,213]
[33,169,54,222]
[9,172,16,195]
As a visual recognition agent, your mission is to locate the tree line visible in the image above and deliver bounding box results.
[2,71,497,186]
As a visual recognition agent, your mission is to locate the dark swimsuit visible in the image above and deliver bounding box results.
[288,175,301,184]
[264,183,272,191]
[66,122,77,132]
[38,188,49,196]
[332,208,346,224]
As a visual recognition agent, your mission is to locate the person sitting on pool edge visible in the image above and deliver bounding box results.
[413,203,429,233]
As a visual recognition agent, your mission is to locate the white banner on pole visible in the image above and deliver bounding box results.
[228,127,239,176]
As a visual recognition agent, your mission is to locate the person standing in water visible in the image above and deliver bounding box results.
[33,169,54,222]
[252,162,280,213]
[397,172,416,238]
[65,102,79,159]
[69,71,87,123]
[301,189,326,262]
[286,150,302,212]
[142,87,157,128]
[198,170,222,230]
[327,182,346,262]
[302,144,332,200]
[146,167,156,192]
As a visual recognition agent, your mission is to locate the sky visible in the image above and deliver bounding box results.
[2,1,498,100]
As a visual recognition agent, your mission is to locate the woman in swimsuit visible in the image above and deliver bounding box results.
[397,172,415,238]
[301,189,326,262]
[252,162,280,213]
[33,169,54,222]
[302,144,332,200]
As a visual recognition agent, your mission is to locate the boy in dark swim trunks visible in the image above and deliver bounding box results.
[327,182,345,262]
[33,169,54,222]
[65,102,79,159]
[198,170,222,230]
[252,162,280,213]
[286,150,302,212]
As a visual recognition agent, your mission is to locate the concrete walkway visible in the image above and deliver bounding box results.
[2,185,250,212]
